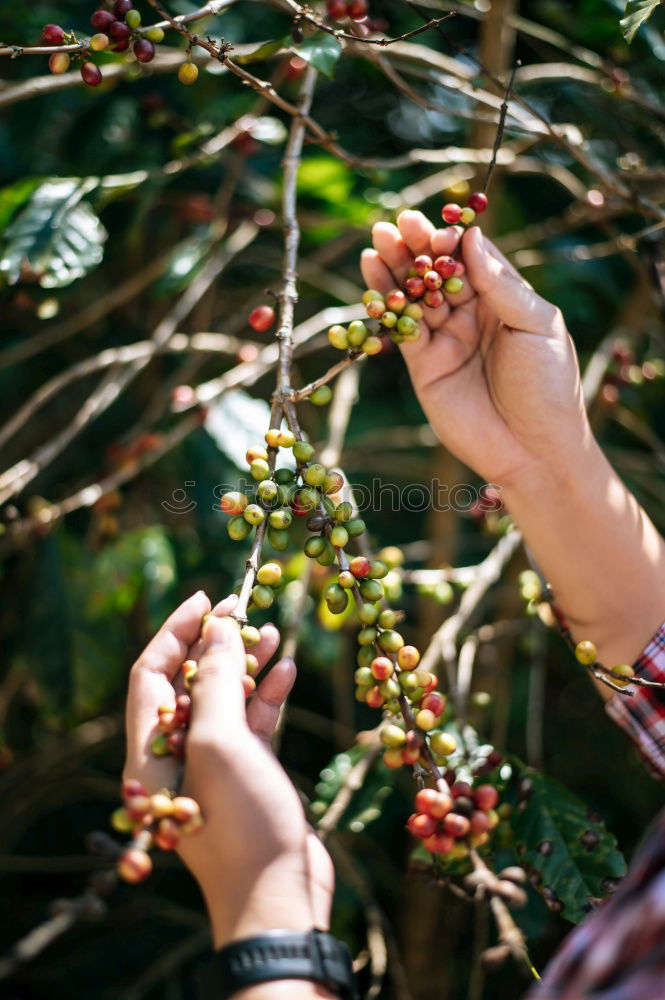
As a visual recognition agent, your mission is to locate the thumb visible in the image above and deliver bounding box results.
[189,615,247,737]
[463,225,562,337]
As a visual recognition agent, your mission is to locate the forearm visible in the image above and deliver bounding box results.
[501,439,665,694]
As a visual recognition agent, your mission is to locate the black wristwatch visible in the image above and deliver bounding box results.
[210,928,359,999]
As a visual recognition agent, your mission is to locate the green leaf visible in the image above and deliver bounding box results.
[511,770,627,923]
[311,745,395,832]
[237,37,286,63]
[298,156,353,203]
[0,178,107,287]
[0,177,43,236]
[620,0,662,41]
[296,33,342,79]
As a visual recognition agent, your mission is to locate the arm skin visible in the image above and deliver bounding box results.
[361,212,665,695]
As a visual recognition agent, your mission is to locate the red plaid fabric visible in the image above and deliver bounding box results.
[527,623,665,998]
[605,623,665,779]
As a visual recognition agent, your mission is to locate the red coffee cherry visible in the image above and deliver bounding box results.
[42,24,65,44]
[424,289,444,308]
[91,10,116,31]
[113,0,133,17]
[109,20,131,40]
[347,0,369,20]
[122,778,147,801]
[467,191,488,214]
[133,38,155,62]
[370,656,394,680]
[81,61,103,86]
[444,813,471,838]
[423,832,454,855]
[249,305,276,332]
[423,270,442,291]
[441,203,462,224]
[326,0,347,18]
[117,848,152,883]
[433,255,456,279]
[474,784,499,811]
[470,810,490,835]
[407,812,438,838]
[405,276,426,299]
[413,254,433,276]
[349,556,372,578]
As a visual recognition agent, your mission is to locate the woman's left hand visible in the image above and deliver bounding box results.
[124,591,334,947]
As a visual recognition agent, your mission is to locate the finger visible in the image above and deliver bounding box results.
[360,247,396,294]
[185,593,240,666]
[189,615,247,736]
[463,225,562,335]
[396,210,437,256]
[246,656,297,744]
[125,591,210,778]
[250,623,281,676]
[211,593,239,616]
[372,222,414,286]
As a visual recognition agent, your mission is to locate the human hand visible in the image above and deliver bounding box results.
[361,211,592,488]
[124,591,334,947]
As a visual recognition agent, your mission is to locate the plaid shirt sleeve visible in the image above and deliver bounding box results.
[605,622,665,780]
[525,623,665,1000]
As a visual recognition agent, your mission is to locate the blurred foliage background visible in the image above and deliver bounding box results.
[1,0,665,996]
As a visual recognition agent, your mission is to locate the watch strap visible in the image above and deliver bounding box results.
[212,928,358,999]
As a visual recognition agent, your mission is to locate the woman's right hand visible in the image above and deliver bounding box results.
[361,211,592,489]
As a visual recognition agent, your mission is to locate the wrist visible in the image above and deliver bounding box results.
[497,433,606,506]
[202,858,331,949]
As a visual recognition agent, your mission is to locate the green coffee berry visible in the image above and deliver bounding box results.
[378,629,404,653]
[304,536,327,558]
[257,480,278,503]
[293,441,315,462]
[357,646,375,668]
[250,459,270,481]
[275,468,295,485]
[228,516,252,540]
[267,527,290,551]
[316,541,336,566]
[243,504,266,526]
[357,603,379,625]
[310,385,332,406]
[240,625,261,648]
[346,519,366,538]
[257,562,282,586]
[304,464,327,487]
[359,579,383,602]
[325,583,349,613]
[328,324,349,350]
[369,560,389,579]
[354,666,373,685]
[347,320,369,347]
[269,509,292,529]
[334,502,353,523]
[252,584,274,609]
[358,626,378,646]
[330,525,349,548]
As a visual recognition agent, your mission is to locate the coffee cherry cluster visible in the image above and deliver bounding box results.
[441,191,488,227]
[45,2,163,86]
[149,691,192,758]
[326,291,422,356]
[112,778,203,883]
[407,781,499,857]
[326,0,369,22]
